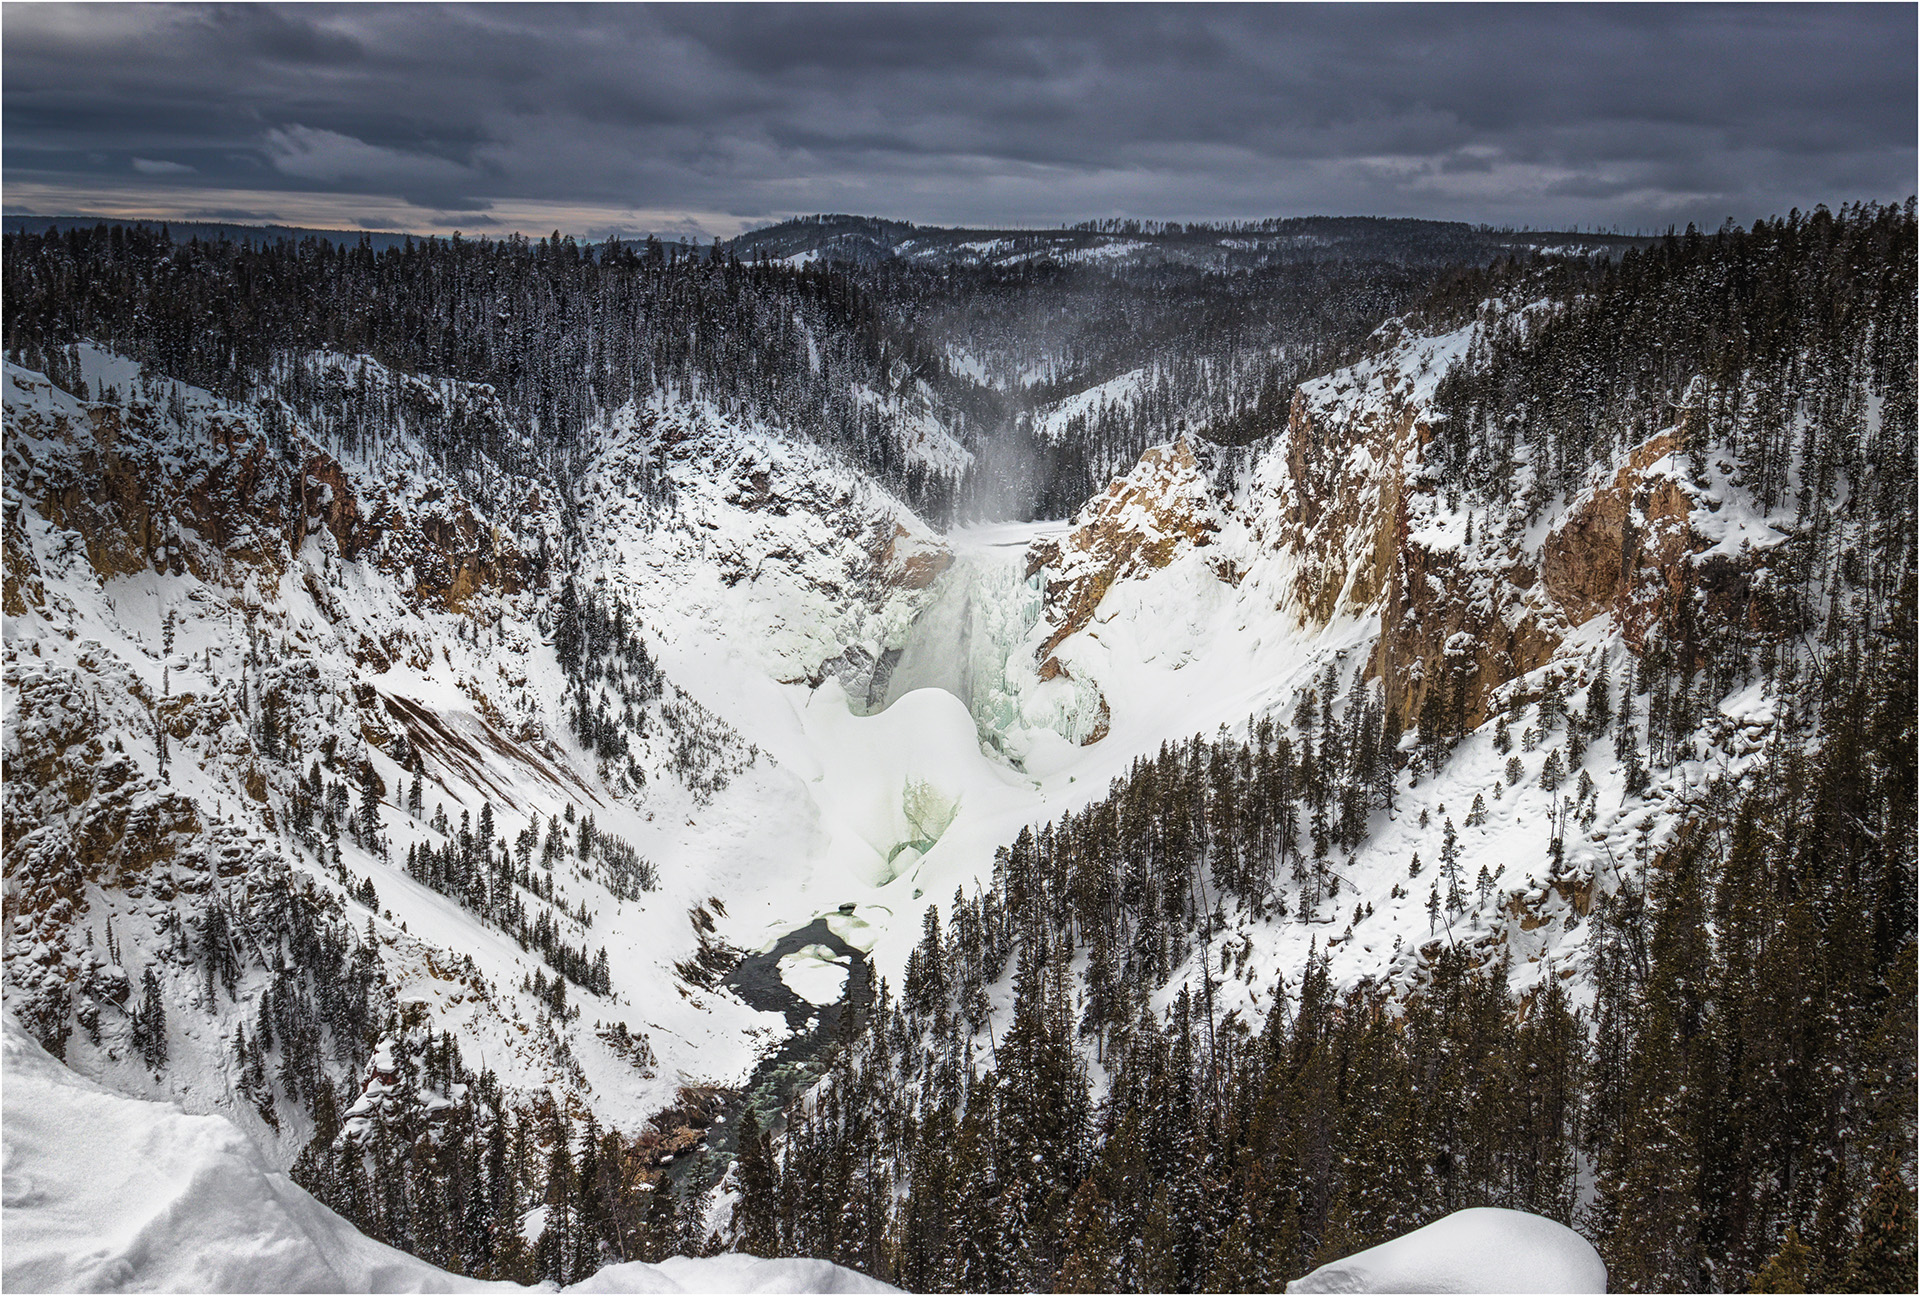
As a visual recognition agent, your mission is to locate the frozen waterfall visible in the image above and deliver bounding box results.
[865,523,1103,757]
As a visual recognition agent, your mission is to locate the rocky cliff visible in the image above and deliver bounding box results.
[1015,304,1806,1005]
[1029,306,1784,742]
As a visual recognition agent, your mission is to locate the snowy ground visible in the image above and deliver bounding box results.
[3,1011,500,1293]
[3,304,1791,1288]
[2,1013,896,1293]
[15,1003,1588,1296]
[2,324,1757,1113]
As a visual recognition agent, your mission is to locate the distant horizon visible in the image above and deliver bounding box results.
[8,204,1860,248]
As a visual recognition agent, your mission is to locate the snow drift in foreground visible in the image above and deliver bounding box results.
[1287,1207,1607,1293]
[569,1258,896,1294]
[0,1016,894,1294]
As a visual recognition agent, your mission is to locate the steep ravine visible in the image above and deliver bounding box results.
[675,526,1076,1187]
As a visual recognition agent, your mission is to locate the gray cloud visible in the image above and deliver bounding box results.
[4,3,1913,236]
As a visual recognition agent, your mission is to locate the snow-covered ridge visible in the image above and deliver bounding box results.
[2,350,729,1134]
[3,1011,487,1293]
[571,392,950,699]
[1013,299,1807,1008]
[1287,1207,1606,1293]
[1027,366,1151,443]
[9,338,1266,1289]
[4,277,1880,1289]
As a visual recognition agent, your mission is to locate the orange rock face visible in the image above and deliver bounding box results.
[1025,325,1780,744]
[876,521,953,591]
[1266,385,1417,627]
[1026,437,1225,659]
[1541,428,1698,650]
[13,389,528,618]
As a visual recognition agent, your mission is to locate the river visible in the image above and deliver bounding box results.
[666,915,871,1191]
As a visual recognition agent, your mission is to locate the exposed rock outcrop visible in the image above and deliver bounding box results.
[1027,312,1792,741]
[6,373,529,618]
[1026,436,1229,659]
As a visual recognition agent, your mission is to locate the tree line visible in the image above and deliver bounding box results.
[1,222,968,521]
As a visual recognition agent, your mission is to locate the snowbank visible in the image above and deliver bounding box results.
[778,944,854,1006]
[1,1016,894,1293]
[1286,1207,1607,1294]
[2,1014,488,1293]
[572,1256,897,1293]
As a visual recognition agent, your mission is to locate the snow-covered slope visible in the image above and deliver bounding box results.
[569,393,949,696]
[3,1012,893,1294]
[0,344,965,1278]
[4,352,746,1133]
[9,204,1906,1293]
[0,305,1791,1151]
[1013,302,1804,1010]
[726,214,1648,275]
[2,267,1895,1289]
[2,1012,497,1293]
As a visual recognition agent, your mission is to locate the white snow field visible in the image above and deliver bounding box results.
[7,325,1692,1147]
[776,944,852,1006]
[1286,1207,1608,1294]
[1,1014,895,1294]
[3,1012,496,1293]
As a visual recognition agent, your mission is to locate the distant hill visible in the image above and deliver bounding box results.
[4,212,1653,266]
[723,212,1657,270]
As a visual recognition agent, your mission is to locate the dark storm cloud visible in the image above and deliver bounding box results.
[3,2,1913,236]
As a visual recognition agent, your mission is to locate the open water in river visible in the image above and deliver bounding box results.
[666,916,871,1190]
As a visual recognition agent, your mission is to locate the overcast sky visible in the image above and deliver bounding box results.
[4,2,1914,239]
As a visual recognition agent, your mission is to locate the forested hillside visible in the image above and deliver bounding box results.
[2,224,973,521]
[0,216,1568,526]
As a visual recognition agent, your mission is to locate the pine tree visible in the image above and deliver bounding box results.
[1539,747,1566,792]
[536,1146,572,1281]
[733,1105,779,1258]
[357,761,383,855]
[1843,1163,1918,1294]
[133,967,168,1070]
[1749,1225,1810,1293]
[1597,836,1712,1290]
